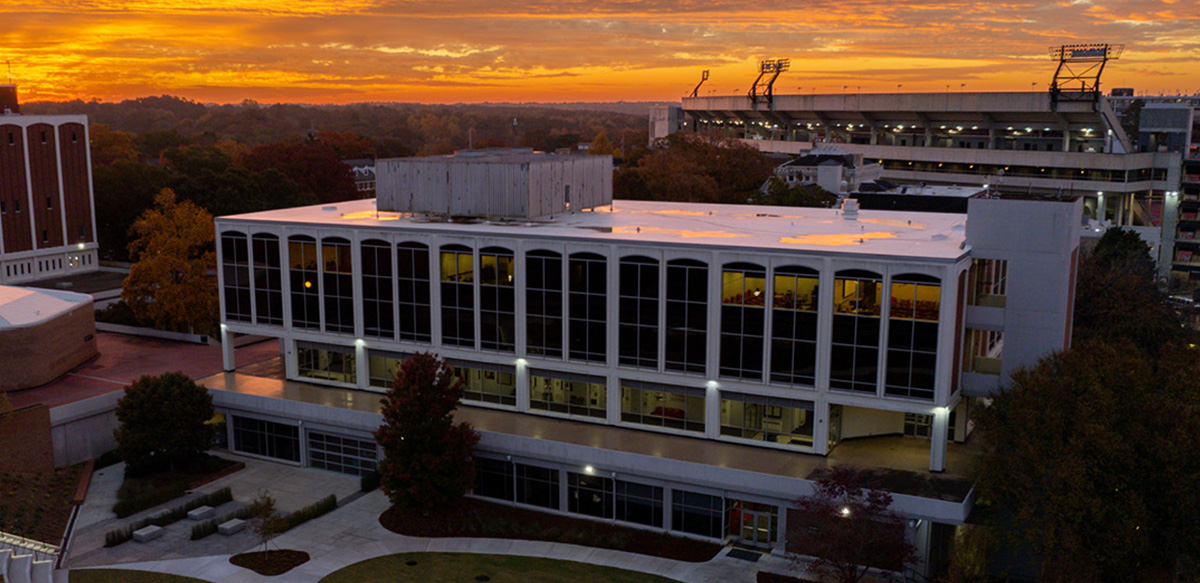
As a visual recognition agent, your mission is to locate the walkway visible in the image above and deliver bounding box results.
[70,490,808,583]
[66,454,360,569]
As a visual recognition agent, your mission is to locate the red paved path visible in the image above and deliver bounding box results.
[9,332,280,409]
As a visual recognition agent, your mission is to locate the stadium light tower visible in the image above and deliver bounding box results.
[690,70,710,98]
[1048,43,1123,111]
[748,58,790,108]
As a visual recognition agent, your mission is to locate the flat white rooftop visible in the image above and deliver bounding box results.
[0,285,91,329]
[219,199,970,261]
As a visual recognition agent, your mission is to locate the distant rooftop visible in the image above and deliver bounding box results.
[0,285,91,329]
[219,198,970,261]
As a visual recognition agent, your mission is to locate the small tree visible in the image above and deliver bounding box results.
[122,188,218,335]
[787,466,916,583]
[248,491,284,553]
[114,372,215,472]
[758,177,840,208]
[375,353,480,509]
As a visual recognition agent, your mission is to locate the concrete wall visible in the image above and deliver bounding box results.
[49,390,122,467]
[0,300,97,392]
[0,404,54,473]
[965,197,1082,393]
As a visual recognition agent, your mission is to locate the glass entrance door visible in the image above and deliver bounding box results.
[740,511,774,546]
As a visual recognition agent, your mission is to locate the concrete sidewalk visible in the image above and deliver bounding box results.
[70,489,804,583]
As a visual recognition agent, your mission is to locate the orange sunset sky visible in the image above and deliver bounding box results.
[2,0,1198,104]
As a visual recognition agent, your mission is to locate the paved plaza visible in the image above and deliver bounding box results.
[63,457,816,583]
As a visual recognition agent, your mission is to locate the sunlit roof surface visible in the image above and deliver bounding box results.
[219,199,969,260]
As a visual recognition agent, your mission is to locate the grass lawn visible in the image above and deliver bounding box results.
[319,552,682,583]
[71,569,211,583]
[0,464,84,544]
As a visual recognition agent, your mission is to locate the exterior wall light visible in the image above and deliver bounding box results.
[584,466,595,474]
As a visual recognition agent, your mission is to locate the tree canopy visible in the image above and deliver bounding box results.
[614,132,777,204]
[114,372,215,472]
[375,353,480,509]
[122,189,219,335]
[787,465,915,583]
[1073,227,1187,353]
[974,340,1200,583]
[755,177,840,208]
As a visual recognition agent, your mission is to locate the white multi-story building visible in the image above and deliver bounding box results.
[211,151,1079,577]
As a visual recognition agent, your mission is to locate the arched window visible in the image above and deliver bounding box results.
[568,253,607,363]
[221,231,251,323]
[251,234,282,326]
[830,269,882,394]
[719,262,766,380]
[886,274,941,400]
[665,259,708,374]
[396,242,431,342]
[618,256,659,369]
[527,250,563,357]
[322,237,354,334]
[479,246,515,352]
[770,266,819,386]
[361,239,394,339]
[440,244,474,347]
[288,235,320,330]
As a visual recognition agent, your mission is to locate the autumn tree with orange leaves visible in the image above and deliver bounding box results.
[122,188,219,335]
[375,353,480,509]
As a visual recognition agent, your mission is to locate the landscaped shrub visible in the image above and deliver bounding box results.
[113,484,188,518]
[190,496,275,541]
[191,520,219,540]
[104,524,135,547]
[279,495,338,531]
[106,488,235,546]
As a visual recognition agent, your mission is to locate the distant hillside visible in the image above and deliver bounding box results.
[21,96,650,154]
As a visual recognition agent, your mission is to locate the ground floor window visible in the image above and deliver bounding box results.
[620,381,705,433]
[672,490,724,539]
[719,393,814,447]
[616,480,663,528]
[904,413,932,438]
[451,360,517,406]
[515,463,559,509]
[297,341,357,385]
[231,416,300,462]
[568,472,613,518]
[474,457,514,502]
[367,350,410,389]
[530,370,607,418]
[307,431,377,476]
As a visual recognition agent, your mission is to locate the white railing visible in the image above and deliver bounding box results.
[0,531,60,563]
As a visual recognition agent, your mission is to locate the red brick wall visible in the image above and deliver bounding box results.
[0,123,32,253]
[0,404,55,473]
[58,123,93,245]
[26,123,63,249]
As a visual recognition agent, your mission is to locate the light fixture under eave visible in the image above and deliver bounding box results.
[584,465,595,474]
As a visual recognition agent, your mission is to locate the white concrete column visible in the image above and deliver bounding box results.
[221,327,236,372]
[355,341,368,389]
[929,406,949,472]
[516,359,531,413]
[705,381,721,439]
[811,400,830,456]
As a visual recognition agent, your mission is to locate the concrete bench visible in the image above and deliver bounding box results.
[218,519,246,535]
[187,506,216,521]
[133,525,164,542]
